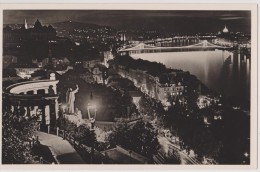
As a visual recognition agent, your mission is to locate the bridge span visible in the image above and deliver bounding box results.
[119,40,233,55]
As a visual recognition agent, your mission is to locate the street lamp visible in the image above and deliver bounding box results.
[87,103,97,163]
[90,116,95,163]
[87,103,97,120]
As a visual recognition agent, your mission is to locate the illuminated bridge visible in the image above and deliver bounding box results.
[143,36,216,46]
[119,40,233,55]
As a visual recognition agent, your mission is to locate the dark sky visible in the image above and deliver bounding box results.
[3,10,251,34]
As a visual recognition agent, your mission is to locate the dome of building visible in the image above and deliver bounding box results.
[223,25,229,33]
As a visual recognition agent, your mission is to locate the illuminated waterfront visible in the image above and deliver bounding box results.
[131,50,250,108]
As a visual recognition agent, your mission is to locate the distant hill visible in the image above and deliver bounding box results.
[51,20,101,31]
[50,20,117,39]
[4,20,115,33]
[52,20,117,33]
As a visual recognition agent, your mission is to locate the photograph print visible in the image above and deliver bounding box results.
[1,4,257,167]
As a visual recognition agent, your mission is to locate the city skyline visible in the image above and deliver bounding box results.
[2,7,255,166]
[3,10,251,34]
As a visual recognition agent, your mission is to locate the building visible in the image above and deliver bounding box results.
[32,59,43,68]
[156,81,184,106]
[8,63,40,79]
[3,55,18,69]
[91,65,106,84]
[3,19,56,43]
[42,58,50,66]
[82,59,101,70]
[52,57,70,67]
[197,95,219,109]
[3,73,59,131]
[32,57,70,69]
[2,68,21,82]
[3,19,57,58]
[103,51,114,68]
[115,64,185,107]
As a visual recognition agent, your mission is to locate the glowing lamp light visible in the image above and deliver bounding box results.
[244,152,249,157]
[88,103,97,110]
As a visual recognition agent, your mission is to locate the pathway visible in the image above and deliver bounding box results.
[35,131,85,164]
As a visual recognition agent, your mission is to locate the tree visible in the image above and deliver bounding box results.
[74,124,95,147]
[2,110,39,164]
[131,121,160,158]
[107,120,160,158]
[107,122,130,148]
[165,149,181,164]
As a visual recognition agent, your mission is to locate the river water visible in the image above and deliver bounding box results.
[130,50,250,109]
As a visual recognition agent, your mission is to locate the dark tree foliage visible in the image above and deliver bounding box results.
[114,55,167,77]
[75,124,96,147]
[2,109,39,164]
[57,70,137,120]
[108,120,160,158]
[57,116,96,148]
[164,101,250,164]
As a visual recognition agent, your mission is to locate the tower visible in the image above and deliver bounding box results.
[223,25,229,33]
[34,19,42,29]
[24,19,28,29]
[123,34,126,42]
[120,33,124,42]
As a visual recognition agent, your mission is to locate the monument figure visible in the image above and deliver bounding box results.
[66,84,79,114]
[48,85,55,96]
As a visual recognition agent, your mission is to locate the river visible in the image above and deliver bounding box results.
[130,50,250,109]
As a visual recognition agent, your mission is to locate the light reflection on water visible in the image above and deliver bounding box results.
[131,50,250,108]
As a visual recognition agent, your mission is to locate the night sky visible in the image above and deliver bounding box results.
[3,10,251,34]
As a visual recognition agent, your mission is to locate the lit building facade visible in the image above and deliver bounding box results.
[3,19,56,43]
[3,55,18,69]
[116,64,185,106]
[8,63,40,79]
[103,51,114,68]
[82,59,101,70]
[197,95,219,109]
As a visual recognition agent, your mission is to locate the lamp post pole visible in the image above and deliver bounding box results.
[90,117,95,163]
[87,103,97,163]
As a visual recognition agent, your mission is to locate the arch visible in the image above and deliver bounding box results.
[4,79,60,132]
[6,80,58,95]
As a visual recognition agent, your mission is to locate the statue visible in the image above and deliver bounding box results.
[66,84,79,114]
[48,85,55,96]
